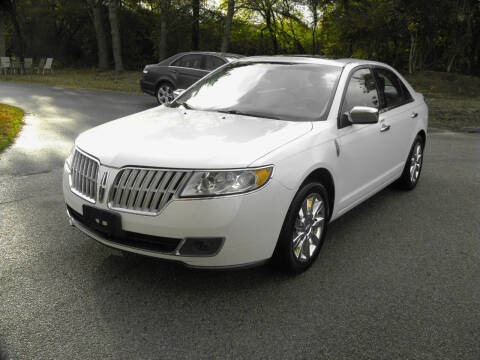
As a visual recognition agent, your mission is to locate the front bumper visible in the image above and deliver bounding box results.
[63,166,293,268]
[140,78,155,96]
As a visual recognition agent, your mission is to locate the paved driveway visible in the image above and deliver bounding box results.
[1,83,479,359]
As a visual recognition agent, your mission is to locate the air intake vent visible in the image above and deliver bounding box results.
[108,168,189,215]
[69,150,99,203]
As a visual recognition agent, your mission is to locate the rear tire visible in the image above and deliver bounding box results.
[273,182,330,274]
[156,82,174,105]
[395,135,424,190]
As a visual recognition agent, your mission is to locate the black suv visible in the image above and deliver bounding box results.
[140,52,243,104]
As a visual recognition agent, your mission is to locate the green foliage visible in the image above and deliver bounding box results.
[0,0,478,75]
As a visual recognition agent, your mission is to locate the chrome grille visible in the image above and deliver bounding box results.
[108,168,189,215]
[70,150,99,203]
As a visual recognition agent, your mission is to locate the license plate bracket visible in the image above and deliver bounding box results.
[82,205,122,237]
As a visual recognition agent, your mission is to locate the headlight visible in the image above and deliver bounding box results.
[180,166,273,198]
[64,145,75,173]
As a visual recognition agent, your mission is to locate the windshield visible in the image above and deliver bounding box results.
[170,62,343,122]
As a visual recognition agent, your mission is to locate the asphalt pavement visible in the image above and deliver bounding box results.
[0,82,479,359]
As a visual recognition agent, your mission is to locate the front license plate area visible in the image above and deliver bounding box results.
[83,205,122,237]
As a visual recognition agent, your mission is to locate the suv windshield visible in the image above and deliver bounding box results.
[170,62,343,122]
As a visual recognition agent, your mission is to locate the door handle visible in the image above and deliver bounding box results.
[411,112,418,118]
[380,123,391,132]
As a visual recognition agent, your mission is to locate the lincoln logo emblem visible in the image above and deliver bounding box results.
[98,171,108,202]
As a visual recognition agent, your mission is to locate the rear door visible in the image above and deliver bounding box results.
[170,54,208,89]
[373,67,418,167]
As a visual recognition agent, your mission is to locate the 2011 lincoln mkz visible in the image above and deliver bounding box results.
[63,56,428,273]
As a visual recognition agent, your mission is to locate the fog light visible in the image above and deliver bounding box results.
[179,237,224,256]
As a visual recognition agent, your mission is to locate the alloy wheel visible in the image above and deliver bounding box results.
[157,84,174,104]
[409,142,423,183]
[292,193,326,263]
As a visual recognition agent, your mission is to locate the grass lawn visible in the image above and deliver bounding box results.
[0,68,478,131]
[404,71,480,131]
[0,104,24,152]
[0,68,142,94]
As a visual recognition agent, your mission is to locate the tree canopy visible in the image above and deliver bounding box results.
[0,0,478,75]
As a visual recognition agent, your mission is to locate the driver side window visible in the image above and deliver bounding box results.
[339,68,379,128]
[341,68,379,118]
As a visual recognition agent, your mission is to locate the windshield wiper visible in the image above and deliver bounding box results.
[168,101,195,110]
[215,109,280,120]
[179,102,195,110]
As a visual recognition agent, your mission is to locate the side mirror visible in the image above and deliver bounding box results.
[347,106,379,124]
[173,89,185,98]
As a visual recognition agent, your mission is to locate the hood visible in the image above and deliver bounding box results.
[75,106,312,169]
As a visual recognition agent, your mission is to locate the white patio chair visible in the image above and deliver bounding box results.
[11,57,22,74]
[43,58,54,74]
[0,57,11,75]
[24,58,33,72]
[35,58,46,74]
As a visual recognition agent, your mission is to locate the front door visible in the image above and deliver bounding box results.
[335,67,399,214]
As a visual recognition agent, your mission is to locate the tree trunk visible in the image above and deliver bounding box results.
[0,11,5,57]
[446,52,457,72]
[8,0,24,59]
[259,28,265,54]
[408,32,417,74]
[288,19,304,53]
[472,27,480,75]
[311,28,316,55]
[265,10,277,54]
[191,0,200,50]
[310,0,318,55]
[392,36,398,67]
[108,0,123,72]
[91,3,109,69]
[220,0,235,52]
[158,0,168,61]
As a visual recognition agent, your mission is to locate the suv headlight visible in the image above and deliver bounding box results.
[64,145,75,173]
[180,166,273,198]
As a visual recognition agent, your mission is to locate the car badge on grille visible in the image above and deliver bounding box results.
[98,171,108,202]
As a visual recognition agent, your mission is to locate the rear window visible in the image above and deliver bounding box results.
[171,54,203,69]
[203,55,226,71]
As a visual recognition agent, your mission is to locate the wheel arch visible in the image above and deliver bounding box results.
[155,78,175,92]
[417,129,426,146]
[300,168,335,220]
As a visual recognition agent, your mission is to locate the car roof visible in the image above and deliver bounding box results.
[235,55,388,68]
[167,53,389,68]
[236,55,345,67]
[178,51,244,58]
[334,58,387,67]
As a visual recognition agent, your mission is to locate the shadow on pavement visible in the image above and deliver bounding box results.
[0,83,155,176]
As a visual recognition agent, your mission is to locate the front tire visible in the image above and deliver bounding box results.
[396,135,424,190]
[273,182,329,274]
[156,82,174,105]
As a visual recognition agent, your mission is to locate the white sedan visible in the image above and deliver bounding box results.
[63,56,428,273]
